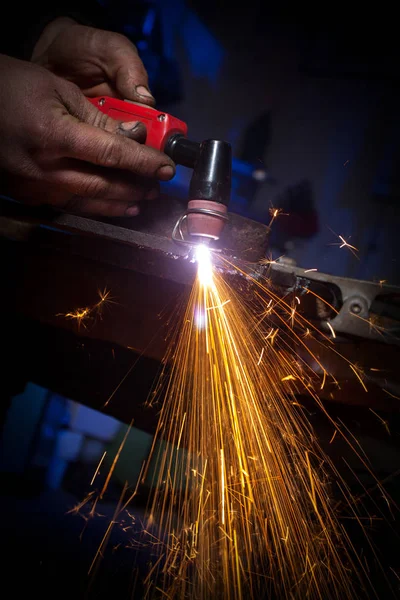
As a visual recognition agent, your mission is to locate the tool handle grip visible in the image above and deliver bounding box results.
[88,97,188,152]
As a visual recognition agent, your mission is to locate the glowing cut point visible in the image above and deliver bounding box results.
[195,244,213,287]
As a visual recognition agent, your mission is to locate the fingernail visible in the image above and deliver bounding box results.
[120,121,142,132]
[125,204,140,216]
[157,165,175,180]
[136,85,155,100]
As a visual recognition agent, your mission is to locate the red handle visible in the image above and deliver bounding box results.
[88,97,188,152]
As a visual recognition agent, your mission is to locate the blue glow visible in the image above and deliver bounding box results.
[194,307,207,330]
[143,8,156,36]
[232,158,257,177]
[181,13,224,84]
[39,224,72,235]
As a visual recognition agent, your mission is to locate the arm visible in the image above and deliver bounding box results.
[1,1,155,105]
[31,18,155,104]
[0,2,175,217]
[0,54,174,217]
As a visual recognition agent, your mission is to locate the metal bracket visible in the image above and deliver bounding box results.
[269,261,400,344]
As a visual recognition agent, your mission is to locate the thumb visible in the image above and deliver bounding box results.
[115,62,156,106]
[93,30,156,105]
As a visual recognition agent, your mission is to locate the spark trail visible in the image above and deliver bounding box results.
[57,288,114,329]
[141,245,373,599]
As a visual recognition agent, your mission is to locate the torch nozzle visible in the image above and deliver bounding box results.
[166,136,232,241]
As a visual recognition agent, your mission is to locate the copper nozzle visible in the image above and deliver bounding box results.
[186,200,228,240]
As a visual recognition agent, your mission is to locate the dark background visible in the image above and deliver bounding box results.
[141,1,400,284]
[1,2,400,598]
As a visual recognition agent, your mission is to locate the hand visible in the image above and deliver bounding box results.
[32,18,156,104]
[0,55,175,216]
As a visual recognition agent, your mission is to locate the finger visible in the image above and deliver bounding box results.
[115,63,156,106]
[65,196,142,217]
[48,160,160,202]
[54,87,175,180]
[8,170,159,216]
[59,119,175,181]
[82,77,155,106]
[57,89,174,179]
[81,82,120,98]
[117,120,147,144]
[100,35,156,105]
[67,92,148,143]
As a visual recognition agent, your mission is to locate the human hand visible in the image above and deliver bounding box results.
[32,18,156,105]
[0,55,175,216]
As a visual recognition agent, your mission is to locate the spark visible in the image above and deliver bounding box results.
[265,327,278,345]
[390,567,400,582]
[260,254,286,266]
[257,347,264,365]
[328,229,360,259]
[339,235,358,252]
[220,448,226,525]
[57,287,114,329]
[326,321,336,338]
[95,287,115,317]
[304,268,318,273]
[80,234,393,599]
[349,364,368,392]
[267,207,287,228]
[66,491,96,515]
[320,370,327,390]
[369,409,391,436]
[382,388,400,400]
[139,251,378,599]
[99,420,133,499]
[155,587,173,598]
[290,305,297,328]
[102,327,168,408]
[206,299,231,311]
[62,307,90,328]
[88,482,128,576]
[301,286,339,318]
[90,451,107,485]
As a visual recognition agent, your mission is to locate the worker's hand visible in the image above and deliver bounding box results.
[0,55,175,217]
[31,17,156,105]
